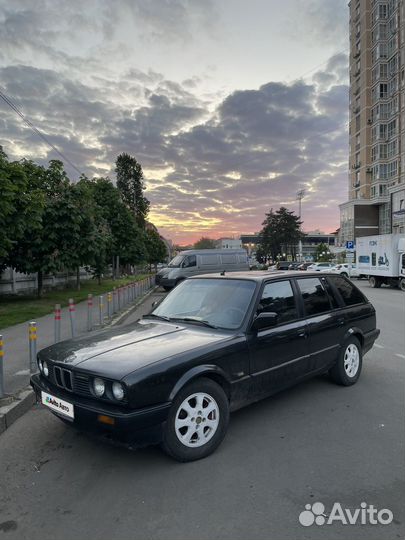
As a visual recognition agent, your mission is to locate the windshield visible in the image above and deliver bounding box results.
[151,278,256,329]
[168,255,185,268]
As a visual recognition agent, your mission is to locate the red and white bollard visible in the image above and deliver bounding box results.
[69,298,76,337]
[87,294,93,331]
[54,304,61,343]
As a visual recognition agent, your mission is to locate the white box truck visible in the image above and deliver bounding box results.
[356,233,405,291]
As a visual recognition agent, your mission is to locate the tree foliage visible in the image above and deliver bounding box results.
[259,207,303,261]
[1,149,156,295]
[115,153,150,226]
[0,148,44,271]
[193,237,217,249]
[315,242,333,262]
[145,229,168,268]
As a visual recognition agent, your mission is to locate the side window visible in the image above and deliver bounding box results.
[297,278,331,316]
[320,277,339,309]
[184,255,196,268]
[328,276,366,306]
[371,252,377,266]
[258,281,298,324]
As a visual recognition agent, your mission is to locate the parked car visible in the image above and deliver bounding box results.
[276,261,291,270]
[320,264,359,278]
[155,249,249,290]
[297,262,312,271]
[31,271,379,462]
[307,262,335,271]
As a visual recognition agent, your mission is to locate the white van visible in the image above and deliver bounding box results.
[155,249,249,290]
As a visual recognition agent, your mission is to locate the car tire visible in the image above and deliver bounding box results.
[400,278,405,292]
[329,337,362,386]
[369,276,381,288]
[341,272,348,277]
[161,377,230,462]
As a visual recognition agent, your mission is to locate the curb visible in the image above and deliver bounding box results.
[109,286,159,326]
[0,387,36,435]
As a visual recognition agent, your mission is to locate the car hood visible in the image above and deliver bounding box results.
[38,320,230,379]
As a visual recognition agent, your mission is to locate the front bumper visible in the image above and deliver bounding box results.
[155,275,176,288]
[31,373,171,444]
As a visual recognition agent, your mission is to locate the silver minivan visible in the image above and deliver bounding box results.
[155,249,249,290]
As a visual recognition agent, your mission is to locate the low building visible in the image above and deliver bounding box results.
[216,238,242,249]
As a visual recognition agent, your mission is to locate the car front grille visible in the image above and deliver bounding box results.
[50,365,91,397]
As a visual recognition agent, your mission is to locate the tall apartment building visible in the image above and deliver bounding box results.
[340,0,405,244]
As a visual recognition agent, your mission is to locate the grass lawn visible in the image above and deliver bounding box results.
[0,275,152,329]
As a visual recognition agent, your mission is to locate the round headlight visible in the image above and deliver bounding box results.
[112,382,125,401]
[38,358,43,373]
[43,361,49,377]
[93,377,105,397]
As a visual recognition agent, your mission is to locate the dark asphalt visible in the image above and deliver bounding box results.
[0,281,404,540]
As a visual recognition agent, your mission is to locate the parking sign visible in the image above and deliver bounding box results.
[346,241,354,250]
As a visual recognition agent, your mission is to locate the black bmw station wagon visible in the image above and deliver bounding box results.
[31,272,379,462]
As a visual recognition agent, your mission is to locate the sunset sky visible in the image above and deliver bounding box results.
[0,0,349,244]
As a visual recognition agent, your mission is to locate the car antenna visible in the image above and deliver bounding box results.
[220,270,226,276]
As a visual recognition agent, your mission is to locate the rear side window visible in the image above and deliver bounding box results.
[221,253,237,264]
[296,278,331,316]
[328,276,366,306]
[259,280,298,324]
[200,254,220,266]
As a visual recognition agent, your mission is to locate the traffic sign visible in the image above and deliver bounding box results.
[346,241,354,250]
[346,253,355,261]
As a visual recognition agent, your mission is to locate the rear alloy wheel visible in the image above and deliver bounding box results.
[162,378,229,462]
[329,337,362,386]
[400,278,405,292]
[369,276,381,288]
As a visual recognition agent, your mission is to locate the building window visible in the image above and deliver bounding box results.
[387,119,397,138]
[379,83,388,98]
[387,139,398,157]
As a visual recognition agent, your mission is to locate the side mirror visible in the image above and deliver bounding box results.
[251,312,278,331]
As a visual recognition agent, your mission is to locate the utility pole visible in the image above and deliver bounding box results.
[296,189,306,262]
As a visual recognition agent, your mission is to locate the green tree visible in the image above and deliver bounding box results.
[91,177,146,277]
[53,178,108,289]
[0,148,44,270]
[259,207,303,261]
[145,229,168,270]
[115,153,150,227]
[193,237,217,249]
[315,242,333,262]
[7,160,70,296]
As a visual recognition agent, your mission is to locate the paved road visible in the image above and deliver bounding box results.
[0,282,404,540]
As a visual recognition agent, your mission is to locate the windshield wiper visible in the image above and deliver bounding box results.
[143,314,172,322]
[169,316,219,329]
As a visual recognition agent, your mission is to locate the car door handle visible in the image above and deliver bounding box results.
[297,331,308,338]
[337,318,345,326]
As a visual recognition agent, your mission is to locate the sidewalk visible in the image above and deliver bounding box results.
[1,283,160,396]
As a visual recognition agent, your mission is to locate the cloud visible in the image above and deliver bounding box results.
[0,1,348,243]
[1,59,348,241]
[289,0,348,49]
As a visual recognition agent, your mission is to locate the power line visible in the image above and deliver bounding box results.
[0,87,83,176]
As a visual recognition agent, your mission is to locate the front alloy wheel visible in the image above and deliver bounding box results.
[174,392,220,448]
[162,378,229,462]
[330,337,362,386]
